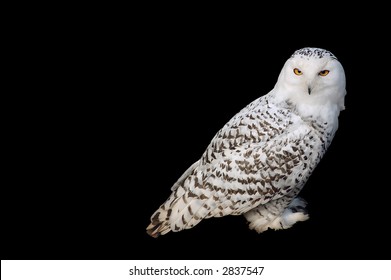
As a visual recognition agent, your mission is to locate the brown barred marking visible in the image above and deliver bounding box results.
[151,212,160,225]
[188,192,197,198]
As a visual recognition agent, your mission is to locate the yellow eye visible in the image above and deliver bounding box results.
[319,70,330,76]
[293,68,303,75]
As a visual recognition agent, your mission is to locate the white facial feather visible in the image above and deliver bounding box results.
[273,48,346,122]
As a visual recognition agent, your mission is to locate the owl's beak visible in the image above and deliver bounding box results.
[308,86,312,95]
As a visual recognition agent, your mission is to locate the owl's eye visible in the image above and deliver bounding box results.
[319,70,330,76]
[293,68,302,75]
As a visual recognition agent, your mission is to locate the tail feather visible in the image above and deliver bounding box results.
[146,189,207,237]
[146,196,179,238]
[146,160,209,238]
[146,220,170,238]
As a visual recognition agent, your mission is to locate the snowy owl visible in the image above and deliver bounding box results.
[147,47,346,237]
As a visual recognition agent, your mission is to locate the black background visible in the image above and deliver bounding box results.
[3,9,390,260]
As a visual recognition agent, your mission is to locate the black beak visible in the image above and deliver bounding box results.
[308,87,312,95]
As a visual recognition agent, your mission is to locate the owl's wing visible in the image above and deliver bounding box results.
[181,123,314,224]
[147,98,321,237]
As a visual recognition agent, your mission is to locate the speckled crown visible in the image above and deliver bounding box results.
[292,47,337,60]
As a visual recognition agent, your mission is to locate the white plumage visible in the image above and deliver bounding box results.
[147,47,346,237]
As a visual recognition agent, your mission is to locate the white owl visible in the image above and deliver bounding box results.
[147,47,346,237]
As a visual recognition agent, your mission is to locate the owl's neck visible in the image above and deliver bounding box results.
[269,88,342,126]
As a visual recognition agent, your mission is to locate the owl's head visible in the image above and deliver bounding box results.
[274,47,346,118]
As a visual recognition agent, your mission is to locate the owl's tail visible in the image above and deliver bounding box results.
[146,192,178,237]
[146,185,206,238]
[146,208,172,238]
[147,161,201,238]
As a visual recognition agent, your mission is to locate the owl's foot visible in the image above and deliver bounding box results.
[244,197,309,233]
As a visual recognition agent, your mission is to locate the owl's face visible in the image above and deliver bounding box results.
[274,48,346,113]
[285,56,345,96]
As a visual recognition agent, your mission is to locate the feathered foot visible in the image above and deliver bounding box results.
[244,197,309,233]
